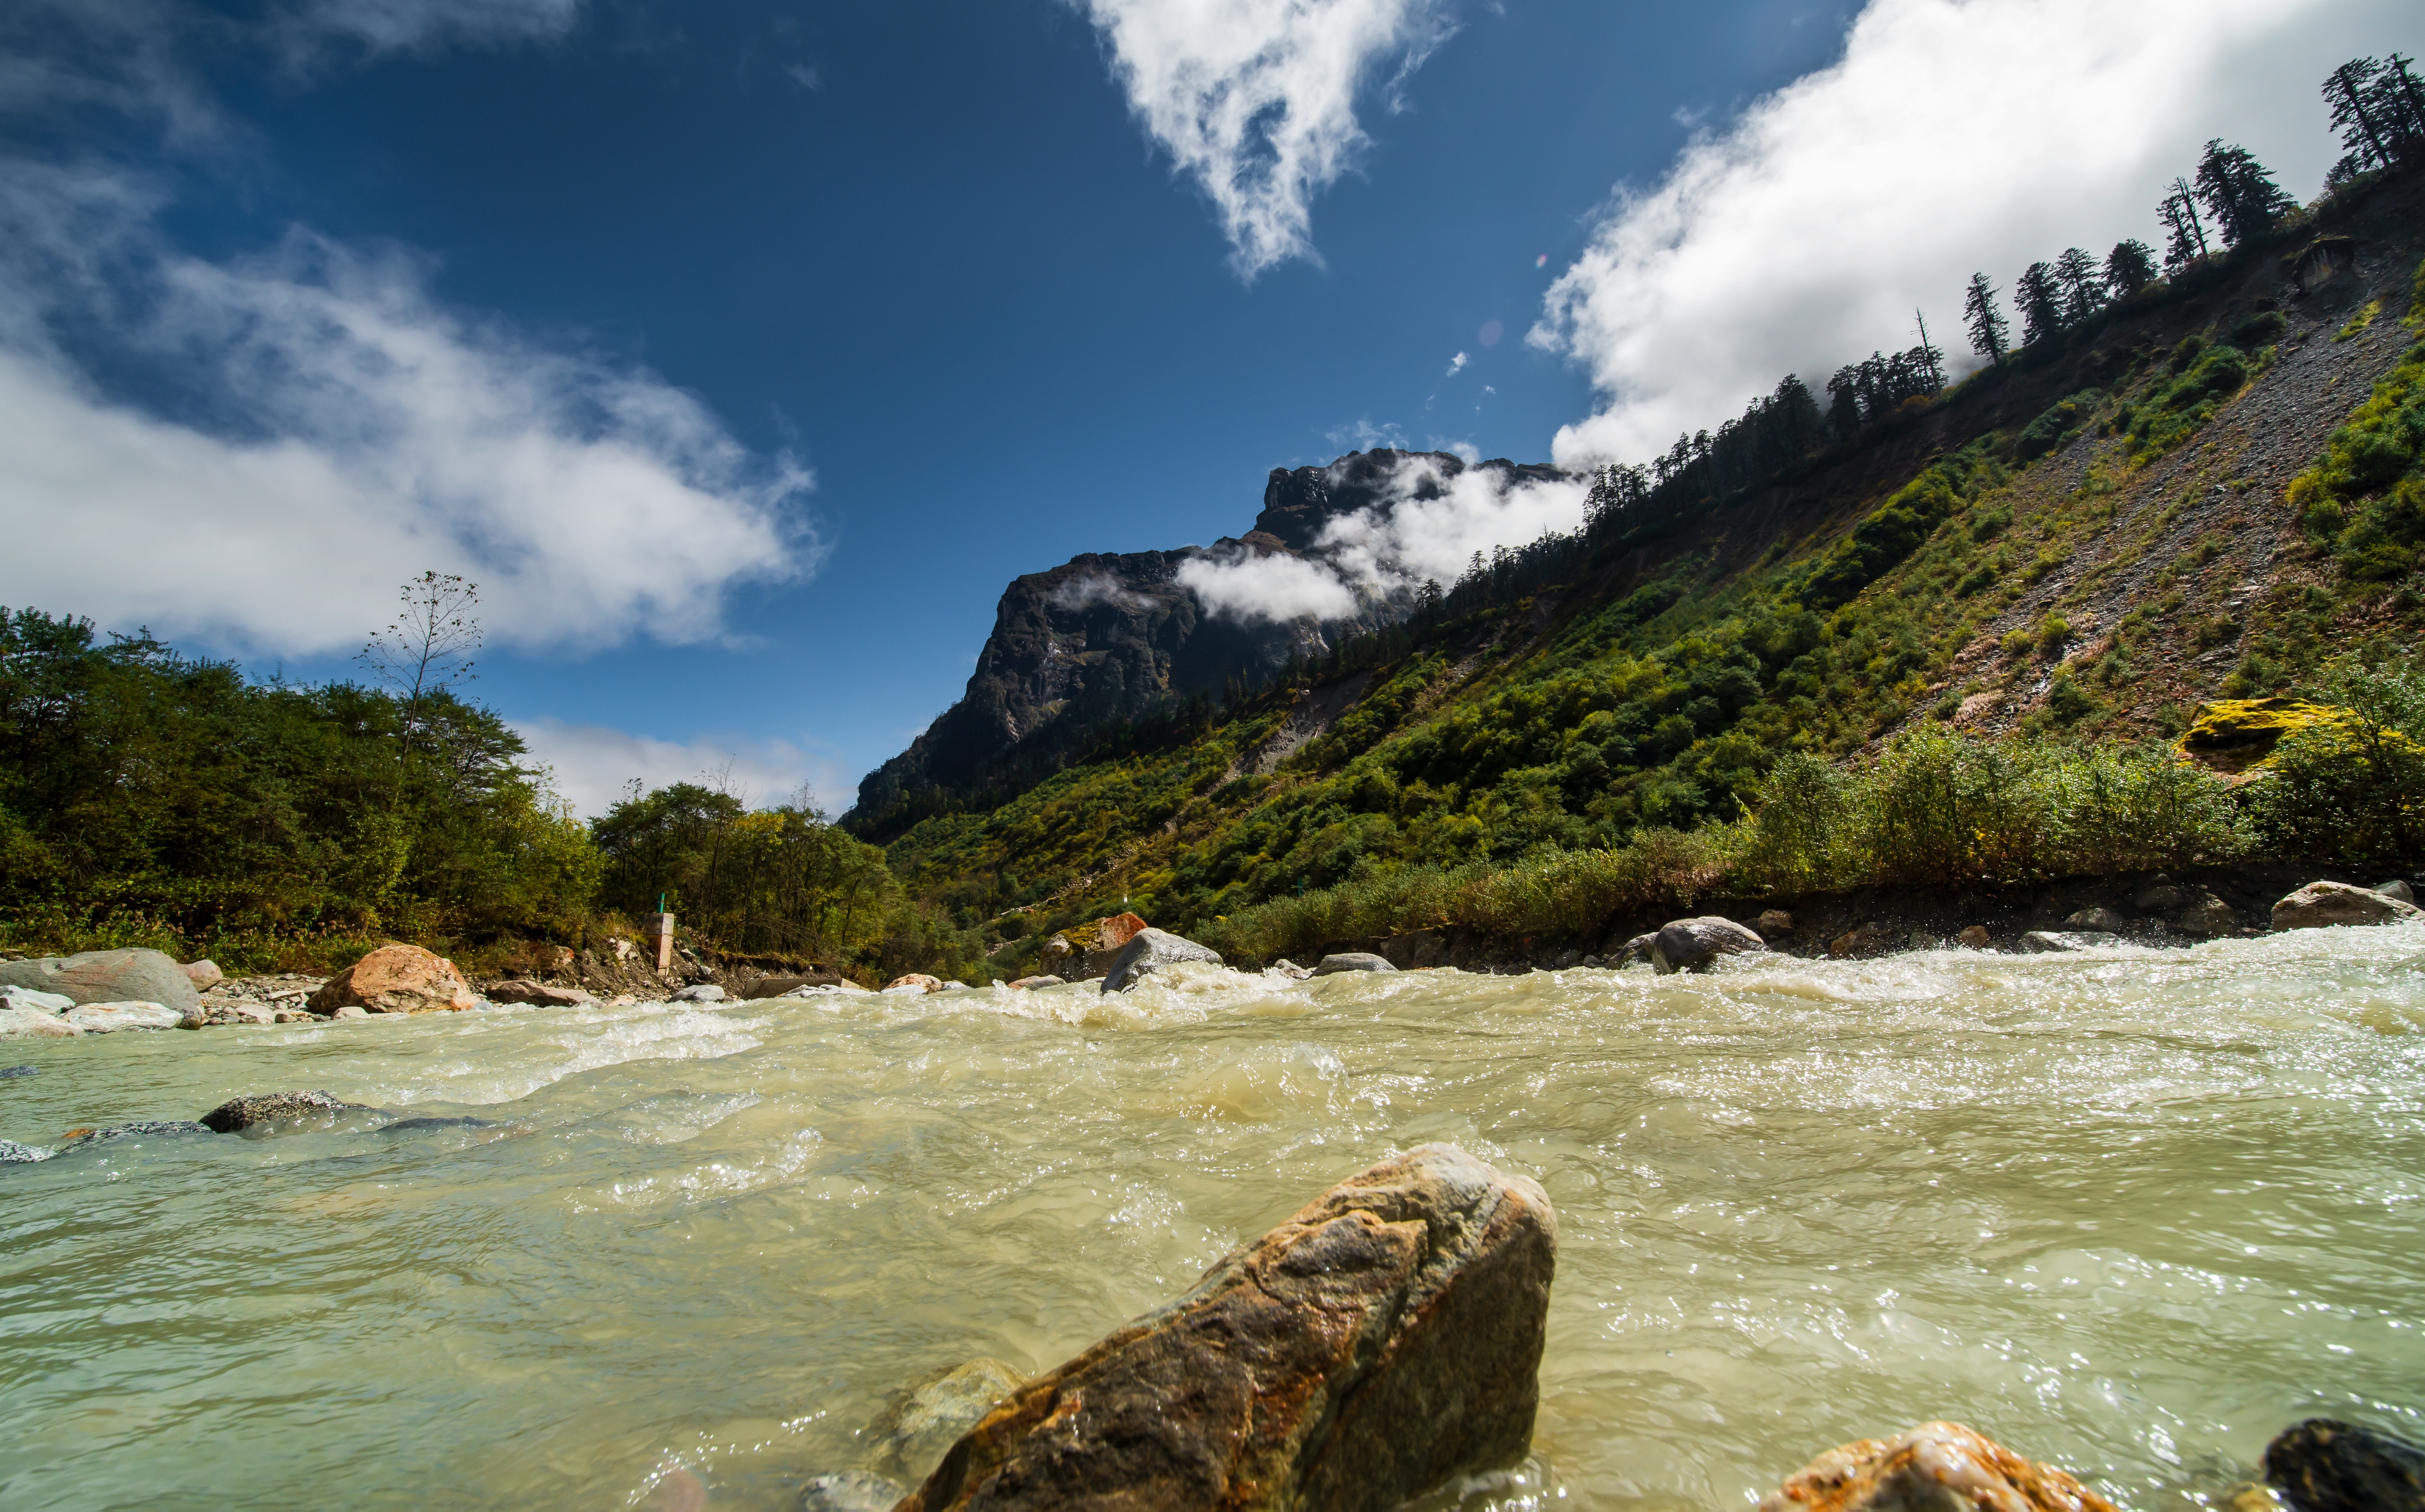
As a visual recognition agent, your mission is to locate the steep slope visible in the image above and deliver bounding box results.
[849,450,1563,833]
[873,168,2425,964]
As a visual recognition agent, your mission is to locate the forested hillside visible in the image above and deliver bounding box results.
[872,130,2425,978]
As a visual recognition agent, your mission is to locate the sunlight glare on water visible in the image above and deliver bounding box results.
[4,926,2424,1510]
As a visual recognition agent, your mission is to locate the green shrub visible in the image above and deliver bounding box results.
[2127,344,2252,459]
[2018,390,2103,462]
[2287,339,2425,582]
[2230,310,2286,348]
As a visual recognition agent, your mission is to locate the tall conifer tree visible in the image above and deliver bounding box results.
[1962,273,2008,366]
[2015,261,2065,346]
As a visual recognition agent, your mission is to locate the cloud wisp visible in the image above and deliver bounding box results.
[1177,452,1587,625]
[513,718,853,819]
[1532,0,2424,467]
[1073,0,1454,277]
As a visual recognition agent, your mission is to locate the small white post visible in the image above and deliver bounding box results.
[647,912,675,973]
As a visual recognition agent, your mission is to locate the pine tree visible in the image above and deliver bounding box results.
[2326,57,2394,172]
[1826,368,1862,440]
[2193,139,2293,247]
[2052,247,2104,325]
[1963,273,2008,366]
[2104,238,2156,299]
[1912,310,1946,390]
[2015,261,2065,346]
[2158,179,2210,269]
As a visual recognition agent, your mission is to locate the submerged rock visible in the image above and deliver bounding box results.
[1650,917,1766,974]
[62,1001,184,1033]
[308,944,477,1016]
[1,1064,37,1077]
[55,1120,212,1152]
[2020,930,2119,953]
[885,974,949,994]
[1311,952,1396,975]
[200,1090,362,1134]
[2262,1418,2425,1512]
[1098,928,1224,992]
[0,948,200,1014]
[1,1138,51,1162]
[2273,881,2424,931]
[1758,1420,2118,1512]
[799,1472,911,1512]
[899,1143,1556,1512]
[871,1358,1027,1483]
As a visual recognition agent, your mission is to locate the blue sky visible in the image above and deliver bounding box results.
[2,0,2415,813]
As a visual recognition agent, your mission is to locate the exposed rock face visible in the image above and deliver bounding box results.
[1650,917,1767,973]
[200,1091,360,1134]
[1758,1420,2117,1512]
[870,1359,1029,1484]
[2262,1418,2425,1512]
[2273,880,2424,930]
[849,450,1564,829]
[0,948,200,1014]
[1311,952,1396,975]
[308,945,477,1015]
[1098,928,1223,992]
[900,1144,1556,1512]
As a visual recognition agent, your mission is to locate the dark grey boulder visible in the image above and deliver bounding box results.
[0,949,199,1014]
[200,1090,363,1134]
[1099,928,1223,992]
[800,1472,910,1512]
[1311,952,1396,976]
[1,1138,51,1162]
[55,1120,212,1152]
[1,1064,37,1079]
[1648,917,1767,974]
[2263,1418,2425,1512]
[2062,905,2128,931]
[1613,931,1658,966]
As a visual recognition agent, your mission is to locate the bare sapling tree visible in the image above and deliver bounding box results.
[358,571,482,747]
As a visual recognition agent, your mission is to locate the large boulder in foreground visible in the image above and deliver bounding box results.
[2263,1418,2425,1512]
[1098,928,1223,992]
[1649,917,1766,974]
[1041,912,1151,981]
[2272,881,2423,931]
[0,949,200,1014]
[307,945,477,1016]
[1758,1420,2118,1512]
[900,1144,1556,1512]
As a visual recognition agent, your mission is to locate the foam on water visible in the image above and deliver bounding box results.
[3,927,2423,1509]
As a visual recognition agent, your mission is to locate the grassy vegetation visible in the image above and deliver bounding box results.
[2290,334,2425,582]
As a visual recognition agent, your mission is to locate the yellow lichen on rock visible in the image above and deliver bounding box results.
[2177,697,2352,773]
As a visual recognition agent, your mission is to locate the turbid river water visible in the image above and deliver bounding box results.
[4,926,2423,1511]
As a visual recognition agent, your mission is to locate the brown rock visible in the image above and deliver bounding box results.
[484,979,597,1007]
[1956,925,1993,950]
[2272,880,2423,931]
[902,1144,1556,1512]
[743,970,847,997]
[885,973,949,993]
[1650,917,1766,973]
[1758,1420,2118,1512]
[1040,912,1151,981]
[1756,909,1796,939]
[306,945,477,1016]
[1005,975,1064,989]
[1830,922,1892,958]
[181,959,224,989]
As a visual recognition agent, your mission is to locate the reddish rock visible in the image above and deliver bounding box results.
[902,1144,1556,1512]
[1041,912,1152,981]
[306,945,477,1016]
[1758,1421,2117,1512]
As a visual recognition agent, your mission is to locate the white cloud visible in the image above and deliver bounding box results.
[1176,453,1586,623]
[1443,349,1467,376]
[0,171,814,655]
[1073,0,1454,277]
[282,0,582,57]
[1176,548,1359,622]
[513,717,852,819]
[1533,0,2425,467]
[1049,570,1154,612]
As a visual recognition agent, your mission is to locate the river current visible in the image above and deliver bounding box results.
[4,926,2422,1511]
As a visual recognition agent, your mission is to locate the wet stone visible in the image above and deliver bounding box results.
[1311,952,1396,975]
[2262,1417,2425,1512]
[1650,917,1766,974]
[1,1138,51,1162]
[800,1472,910,1512]
[1758,1420,2117,1512]
[2020,930,2119,953]
[1,1064,37,1078]
[870,1357,1026,1483]
[55,1120,213,1152]
[200,1090,363,1134]
[1098,928,1223,992]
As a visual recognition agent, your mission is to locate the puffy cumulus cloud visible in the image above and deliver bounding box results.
[512,718,852,819]
[1177,454,1585,624]
[0,174,814,655]
[1175,548,1358,623]
[1533,0,2425,467]
[1073,0,1454,277]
